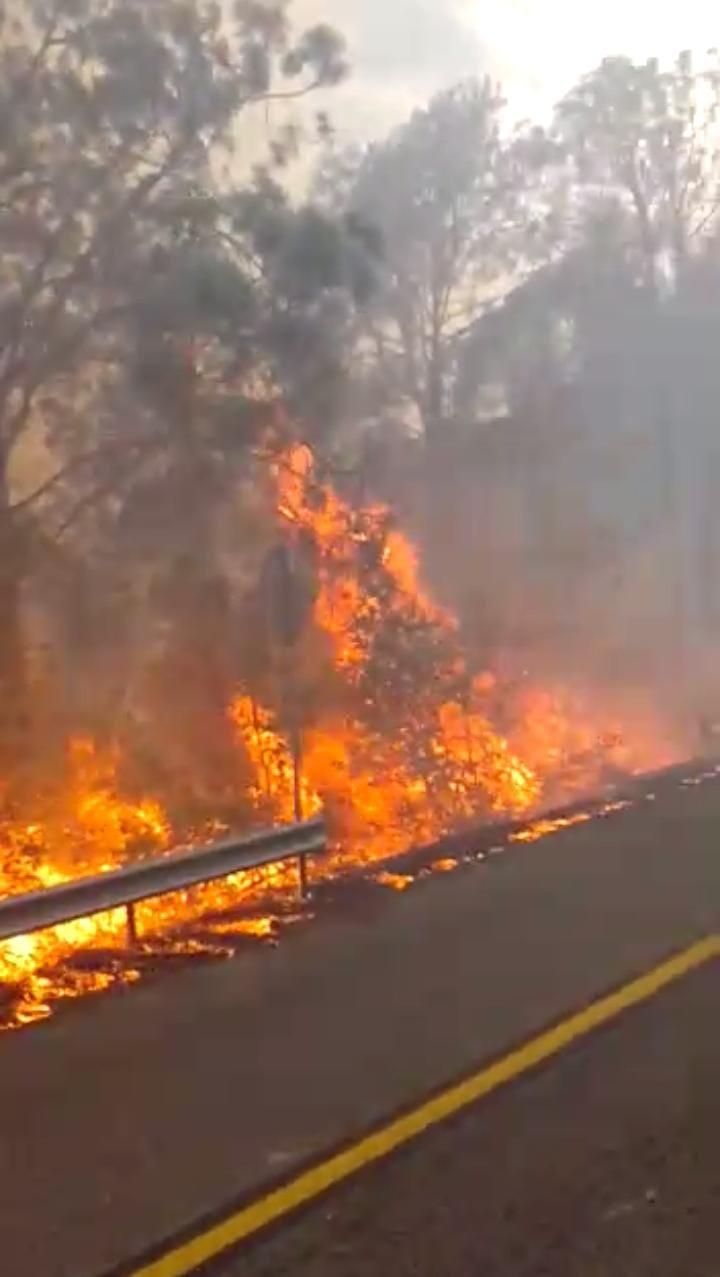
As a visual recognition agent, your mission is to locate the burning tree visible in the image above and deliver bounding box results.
[230,442,679,866]
[229,444,540,861]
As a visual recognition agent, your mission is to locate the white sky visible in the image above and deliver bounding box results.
[295,0,720,139]
[473,0,720,118]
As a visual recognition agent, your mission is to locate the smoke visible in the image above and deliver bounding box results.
[384,400,709,762]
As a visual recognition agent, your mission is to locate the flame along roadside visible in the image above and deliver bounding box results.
[0,444,683,1026]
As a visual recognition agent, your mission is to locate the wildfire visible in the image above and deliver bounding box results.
[0,737,169,1022]
[0,737,293,1025]
[0,443,679,1028]
[260,444,542,863]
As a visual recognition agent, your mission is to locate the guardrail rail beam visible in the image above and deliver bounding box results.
[0,815,327,946]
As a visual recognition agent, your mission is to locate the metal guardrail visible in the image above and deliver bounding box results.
[0,815,326,946]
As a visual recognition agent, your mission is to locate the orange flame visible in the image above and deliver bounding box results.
[0,444,679,1027]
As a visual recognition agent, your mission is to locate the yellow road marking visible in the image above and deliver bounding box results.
[131,934,720,1277]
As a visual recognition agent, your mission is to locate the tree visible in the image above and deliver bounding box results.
[0,0,347,764]
[555,51,720,294]
[551,54,720,688]
[448,54,720,702]
[319,80,550,450]
[222,172,380,443]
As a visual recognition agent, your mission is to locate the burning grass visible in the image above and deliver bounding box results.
[0,446,680,1028]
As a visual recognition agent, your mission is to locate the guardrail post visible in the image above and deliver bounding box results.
[126,901,139,946]
[298,852,309,901]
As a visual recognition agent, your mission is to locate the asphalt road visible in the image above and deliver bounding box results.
[221,962,720,1277]
[1,765,720,1277]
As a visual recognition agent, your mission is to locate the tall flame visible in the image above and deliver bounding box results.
[232,444,542,864]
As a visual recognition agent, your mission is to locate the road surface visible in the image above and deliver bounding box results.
[0,763,719,1276]
[221,961,720,1277]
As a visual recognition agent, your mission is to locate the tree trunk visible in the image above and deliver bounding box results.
[0,464,28,773]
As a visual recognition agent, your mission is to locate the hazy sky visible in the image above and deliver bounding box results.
[295,0,720,140]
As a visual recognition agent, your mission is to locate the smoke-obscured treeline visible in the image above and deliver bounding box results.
[2,0,718,817]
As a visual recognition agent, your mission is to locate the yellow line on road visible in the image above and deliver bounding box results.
[131,934,720,1277]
